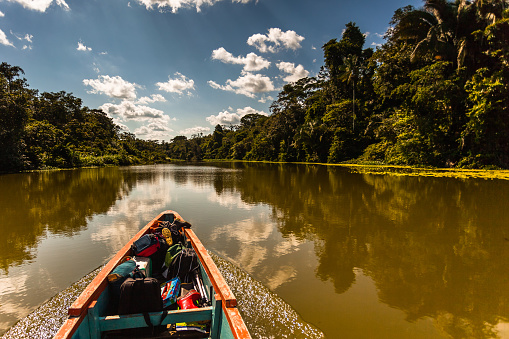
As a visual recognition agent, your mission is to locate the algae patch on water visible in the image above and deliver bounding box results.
[337,164,509,180]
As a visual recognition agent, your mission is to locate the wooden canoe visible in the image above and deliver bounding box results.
[53,210,251,339]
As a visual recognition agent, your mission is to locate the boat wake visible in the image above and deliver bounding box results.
[1,267,102,339]
[2,255,323,339]
[211,253,324,339]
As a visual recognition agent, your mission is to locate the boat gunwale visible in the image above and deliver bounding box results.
[53,210,251,339]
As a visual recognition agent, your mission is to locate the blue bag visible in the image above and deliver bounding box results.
[161,277,180,308]
[108,258,143,306]
[132,234,160,257]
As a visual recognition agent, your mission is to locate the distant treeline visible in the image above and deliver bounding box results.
[0,63,168,173]
[2,1,508,172]
[167,1,509,169]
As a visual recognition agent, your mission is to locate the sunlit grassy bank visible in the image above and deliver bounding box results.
[338,163,509,180]
[204,159,509,180]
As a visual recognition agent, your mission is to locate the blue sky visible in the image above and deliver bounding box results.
[0,0,421,141]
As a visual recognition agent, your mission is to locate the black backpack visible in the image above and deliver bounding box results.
[118,277,162,313]
[169,247,199,283]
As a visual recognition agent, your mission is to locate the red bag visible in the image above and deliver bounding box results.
[131,234,160,257]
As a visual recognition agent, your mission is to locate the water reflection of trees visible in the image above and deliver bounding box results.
[0,168,137,273]
[208,162,509,338]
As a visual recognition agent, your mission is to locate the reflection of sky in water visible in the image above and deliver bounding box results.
[2,164,509,338]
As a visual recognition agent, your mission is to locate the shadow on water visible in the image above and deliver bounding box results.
[1,255,322,339]
[0,168,136,273]
[212,253,324,339]
[202,162,509,338]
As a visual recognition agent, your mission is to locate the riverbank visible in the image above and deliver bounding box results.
[5,159,509,181]
[203,159,509,181]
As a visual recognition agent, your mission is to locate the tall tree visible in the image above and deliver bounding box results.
[339,54,359,131]
[0,63,33,171]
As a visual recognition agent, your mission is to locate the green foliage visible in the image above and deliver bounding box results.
[0,62,169,173]
[3,1,509,170]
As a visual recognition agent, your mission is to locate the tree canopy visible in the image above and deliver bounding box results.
[2,0,509,171]
[166,1,509,169]
[0,62,167,173]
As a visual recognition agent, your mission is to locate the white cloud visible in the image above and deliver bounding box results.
[135,0,253,13]
[10,0,69,12]
[112,118,130,132]
[247,28,304,53]
[212,47,270,72]
[8,30,33,49]
[83,75,139,100]
[100,100,168,121]
[258,95,274,104]
[179,126,210,136]
[0,29,14,47]
[156,72,195,95]
[276,62,309,83]
[134,122,173,140]
[206,106,267,126]
[136,94,167,105]
[208,71,274,98]
[77,42,91,51]
[11,31,33,43]
[0,10,4,17]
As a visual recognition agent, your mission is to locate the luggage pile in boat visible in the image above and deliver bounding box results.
[105,215,211,337]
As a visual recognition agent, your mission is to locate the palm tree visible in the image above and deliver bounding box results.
[339,55,359,131]
[390,0,508,71]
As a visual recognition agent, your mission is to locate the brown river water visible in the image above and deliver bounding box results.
[0,163,508,338]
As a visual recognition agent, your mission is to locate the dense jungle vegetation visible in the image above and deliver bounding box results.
[1,0,508,173]
[167,0,509,169]
[0,63,168,172]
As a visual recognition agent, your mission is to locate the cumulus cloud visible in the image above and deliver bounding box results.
[276,62,309,83]
[208,71,274,98]
[77,42,92,51]
[100,100,168,121]
[83,75,139,100]
[0,29,14,47]
[112,118,130,132]
[11,0,69,12]
[212,47,270,72]
[206,106,268,126]
[247,28,304,53]
[180,126,210,136]
[0,10,4,17]
[258,95,274,104]
[136,94,167,105]
[135,0,253,13]
[156,72,195,95]
[134,122,173,139]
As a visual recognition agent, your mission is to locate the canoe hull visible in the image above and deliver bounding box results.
[53,210,251,339]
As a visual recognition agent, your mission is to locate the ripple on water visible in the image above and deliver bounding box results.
[3,255,323,339]
[1,267,102,339]
[211,252,324,339]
